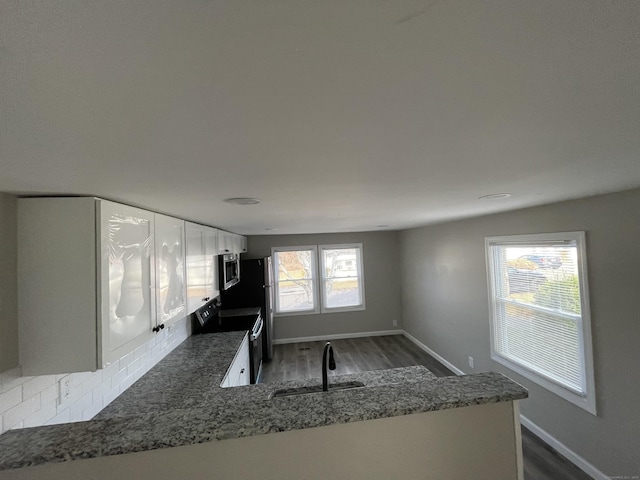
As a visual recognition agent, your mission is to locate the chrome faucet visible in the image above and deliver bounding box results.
[322,342,336,391]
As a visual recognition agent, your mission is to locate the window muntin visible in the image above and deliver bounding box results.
[273,246,319,315]
[485,232,596,414]
[320,244,365,312]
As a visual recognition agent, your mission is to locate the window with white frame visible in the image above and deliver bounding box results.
[320,244,365,312]
[485,232,596,414]
[272,244,365,315]
[272,246,319,315]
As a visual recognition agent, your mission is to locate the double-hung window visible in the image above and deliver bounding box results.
[319,244,365,312]
[485,232,596,414]
[272,244,365,315]
[272,246,319,315]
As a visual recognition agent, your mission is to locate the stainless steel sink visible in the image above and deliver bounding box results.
[270,381,366,398]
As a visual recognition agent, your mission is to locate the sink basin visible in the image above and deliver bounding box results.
[270,381,366,398]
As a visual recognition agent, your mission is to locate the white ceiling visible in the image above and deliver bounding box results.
[1,0,639,235]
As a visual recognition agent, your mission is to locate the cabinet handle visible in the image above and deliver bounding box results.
[203,297,210,302]
[240,368,245,374]
[152,324,165,333]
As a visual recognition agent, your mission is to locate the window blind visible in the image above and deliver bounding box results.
[488,240,586,395]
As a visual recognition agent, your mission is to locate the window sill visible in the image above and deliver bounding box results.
[321,305,366,314]
[492,353,597,415]
[274,305,366,317]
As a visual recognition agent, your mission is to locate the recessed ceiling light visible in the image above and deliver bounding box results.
[479,193,512,200]
[376,224,389,228]
[264,228,278,231]
[224,197,261,205]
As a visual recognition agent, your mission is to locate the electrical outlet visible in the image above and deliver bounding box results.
[468,356,474,369]
[59,376,72,404]
[392,319,398,327]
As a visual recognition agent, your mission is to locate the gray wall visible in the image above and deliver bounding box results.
[399,188,640,476]
[0,193,18,372]
[247,231,402,341]
[4,187,638,473]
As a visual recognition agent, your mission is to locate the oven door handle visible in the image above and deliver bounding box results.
[251,318,264,341]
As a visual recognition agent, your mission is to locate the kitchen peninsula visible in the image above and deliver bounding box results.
[0,332,528,479]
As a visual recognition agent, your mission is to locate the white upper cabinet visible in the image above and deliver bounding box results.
[185,222,219,314]
[217,230,247,254]
[185,223,205,314]
[18,197,157,374]
[154,214,187,329]
[239,235,248,253]
[217,230,232,254]
[17,197,229,375]
[99,201,156,367]
[205,226,220,298]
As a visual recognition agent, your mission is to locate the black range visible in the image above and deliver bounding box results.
[194,302,263,384]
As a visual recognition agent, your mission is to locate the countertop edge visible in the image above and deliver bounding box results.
[0,333,528,471]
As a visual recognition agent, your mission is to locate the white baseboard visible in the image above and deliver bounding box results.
[401,331,465,376]
[401,330,607,480]
[273,329,403,345]
[519,415,608,480]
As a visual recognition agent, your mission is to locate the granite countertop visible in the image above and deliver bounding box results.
[0,332,528,471]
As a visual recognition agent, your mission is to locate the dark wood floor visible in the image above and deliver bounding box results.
[260,335,593,480]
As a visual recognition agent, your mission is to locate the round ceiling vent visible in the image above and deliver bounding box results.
[478,193,511,200]
[224,197,262,205]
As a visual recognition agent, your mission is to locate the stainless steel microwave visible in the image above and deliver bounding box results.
[219,253,240,290]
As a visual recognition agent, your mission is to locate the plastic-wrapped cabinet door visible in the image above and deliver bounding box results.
[100,200,156,367]
[155,214,186,328]
[185,223,206,314]
[203,226,219,300]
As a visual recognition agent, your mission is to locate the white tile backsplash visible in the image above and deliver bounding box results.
[126,357,142,376]
[118,351,134,370]
[101,384,121,407]
[134,344,146,360]
[22,376,56,400]
[101,361,120,381]
[82,399,104,421]
[110,366,128,388]
[59,384,83,408]
[40,384,59,406]
[0,368,28,393]
[44,408,70,426]
[4,394,40,429]
[23,403,57,428]
[70,371,93,387]
[69,392,93,420]
[80,373,102,397]
[0,387,22,415]
[0,317,190,435]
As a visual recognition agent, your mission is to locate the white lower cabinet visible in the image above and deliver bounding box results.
[18,197,159,374]
[221,334,250,388]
